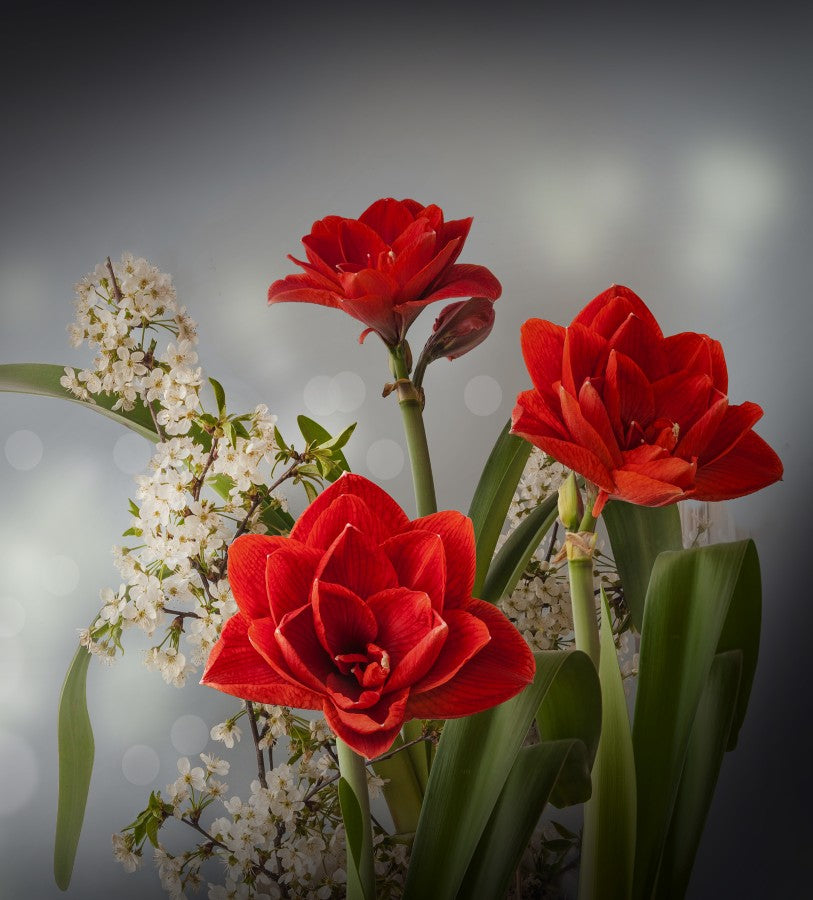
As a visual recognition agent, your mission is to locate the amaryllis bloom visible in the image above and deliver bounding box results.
[201,474,534,758]
[512,285,783,516]
[267,198,502,346]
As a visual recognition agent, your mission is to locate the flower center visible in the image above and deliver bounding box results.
[334,643,390,691]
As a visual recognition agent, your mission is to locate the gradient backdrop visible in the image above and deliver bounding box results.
[1,2,810,897]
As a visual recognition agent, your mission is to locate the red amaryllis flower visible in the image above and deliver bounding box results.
[267,198,502,347]
[512,285,783,516]
[201,474,534,758]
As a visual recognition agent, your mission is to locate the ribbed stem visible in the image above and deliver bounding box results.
[568,556,600,669]
[336,738,376,900]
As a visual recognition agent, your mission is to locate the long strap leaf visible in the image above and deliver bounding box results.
[602,501,683,631]
[468,420,531,595]
[631,539,761,899]
[479,493,558,604]
[0,363,158,441]
[54,647,95,890]
[403,650,599,900]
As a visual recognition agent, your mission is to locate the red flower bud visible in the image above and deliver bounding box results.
[427,297,496,361]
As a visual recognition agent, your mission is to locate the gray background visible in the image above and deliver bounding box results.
[1,2,810,897]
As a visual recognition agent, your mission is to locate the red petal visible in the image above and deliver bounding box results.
[519,318,566,402]
[573,285,664,340]
[511,389,569,440]
[323,690,410,758]
[202,613,322,708]
[436,216,473,266]
[267,274,341,308]
[338,218,389,266]
[337,294,400,345]
[603,349,655,439]
[623,456,697,491]
[272,605,334,692]
[560,386,622,470]
[514,432,615,494]
[408,511,475,608]
[611,469,687,506]
[304,494,379,551]
[399,238,461,299]
[265,542,322,625]
[291,474,410,546]
[407,599,534,718]
[301,215,345,269]
[412,607,490,692]
[692,430,783,501]
[422,263,502,303]
[606,313,669,380]
[367,588,444,681]
[696,401,763,466]
[562,323,607,397]
[227,534,288,620]
[578,380,623,464]
[359,198,416,244]
[675,392,729,461]
[381,530,447,611]
[662,332,714,380]
[312,580,378,658]
[316,525,398,599]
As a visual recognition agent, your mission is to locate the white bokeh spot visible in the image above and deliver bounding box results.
[330,371,366,414]
[0,732,39,816]
[4,430,43,471]
[464,375,503,416]
[122,744,160,786]
[0,596,26,638]
[171,714,209,755]
[303,375,337,417]
[40,555,80,597]
[113,432,152,475]
[366,438,405,481]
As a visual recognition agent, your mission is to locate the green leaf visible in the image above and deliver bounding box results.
[209,377,226,416]
[338,777,367,899]
[479,493,558,604]
[0,363,158,442]
[602,501,683,631]
[468,420,532,595]
[207,473,235,502]
[404,650,599,900]
[297,415,353,481]
[54,647,95,890]
[653,650,743,899]
[579,591,637,900]
[301,479,318,504]
[631,540,761,899]
[457,740,589,900]
[258,503,295,536]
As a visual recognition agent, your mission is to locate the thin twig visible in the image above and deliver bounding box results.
[106,256,123,302]
[544,519,560,564]
[246,701,268,788]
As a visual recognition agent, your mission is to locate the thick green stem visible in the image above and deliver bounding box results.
[568,556,600,669]
[389,347,437,518]
[336,738,376,900]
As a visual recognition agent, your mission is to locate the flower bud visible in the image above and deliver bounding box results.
[557,472,583,531]
[412,298,495,388]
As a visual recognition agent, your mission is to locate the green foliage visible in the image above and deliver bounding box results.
[468,421,532,595]
[631,540,761,899]
[404,650,600,900]
[54,648,95,890]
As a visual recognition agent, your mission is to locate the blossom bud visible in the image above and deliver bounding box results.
[413,298,495,387]
[557,472,583,531]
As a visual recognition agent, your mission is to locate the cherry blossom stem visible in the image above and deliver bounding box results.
[245,701,268,788]
[336,738,376,900]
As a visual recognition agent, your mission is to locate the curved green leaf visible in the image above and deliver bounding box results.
[480,494,558,604]
[631,540,761,899]
[579,592,636,900]
[468,420,532,595]
[457,740,590,900]
[403,650,599,900]
[297,414,352,482]
[0,363,158,441]
[603,501,682,631]
[653,650,743,899]
[54,647,94,890]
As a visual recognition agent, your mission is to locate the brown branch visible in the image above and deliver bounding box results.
[246,701,268,789]
[106,256,123,302]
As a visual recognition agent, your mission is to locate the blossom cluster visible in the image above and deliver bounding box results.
[65,255,291,683]
[114,705,410,899]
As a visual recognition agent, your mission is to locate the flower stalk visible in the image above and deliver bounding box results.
[336,738,376,900]
[566,530,600,669]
